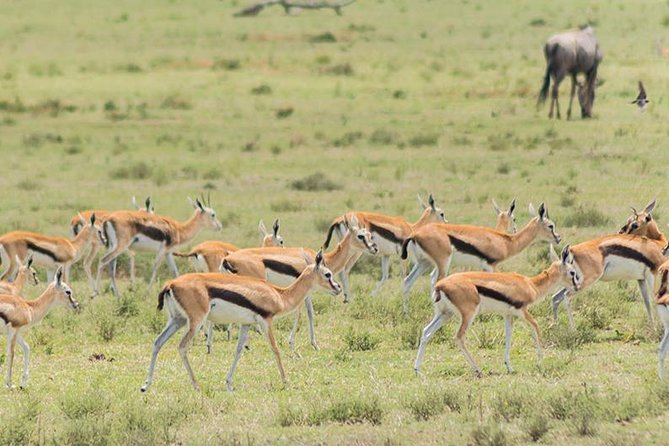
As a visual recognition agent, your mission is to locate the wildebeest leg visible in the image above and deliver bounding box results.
[549,72,564,119]
[566,74,576,120]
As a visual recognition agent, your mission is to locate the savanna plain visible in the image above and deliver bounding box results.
[2,0,669,444]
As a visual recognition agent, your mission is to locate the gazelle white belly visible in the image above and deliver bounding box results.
[27,251,60,268]
[130,234,164,252]
[208,299,258,325]
[371,235,400,256]
[452,251,489,270]
[478,296,523,316]
[601,256,647,281]
[193,255,208,272]
[265,270,297,287]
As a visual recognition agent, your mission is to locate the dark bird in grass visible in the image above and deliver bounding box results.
[631,81,649,111]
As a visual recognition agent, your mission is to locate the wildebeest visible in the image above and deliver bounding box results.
[537,25,603,119]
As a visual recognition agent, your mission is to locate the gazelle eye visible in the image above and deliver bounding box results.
[570,271,576,277]
[325,272,331,279]
[357,234,364,240]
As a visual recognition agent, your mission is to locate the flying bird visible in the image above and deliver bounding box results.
[631,81,649,111]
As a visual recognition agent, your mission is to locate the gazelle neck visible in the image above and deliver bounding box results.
[529,262,561,301]
[175,211,205,245]
[323,232,356,273]
[13,269,28,291]
[507,218,541,257]
[276,268,317,314]
[646,220,667,244]
[70,227,94,260]
[25,285,58,325]
[411,208,434,230]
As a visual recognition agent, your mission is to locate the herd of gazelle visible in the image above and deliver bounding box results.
[1,194,669,391]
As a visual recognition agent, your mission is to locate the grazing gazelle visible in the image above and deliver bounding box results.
[140,251,341,392]
[492,198,517,233]
[220,215,377,350]
[656,266,669,379]
[401,203,560,313]
[0,267,78,388]
[95,197,222,296]
[414,245,580,377]
[323,194,446,298]
[551,234,667,328]
[0,256,38,296]
[0,214,100,283]
[174,219,284,272]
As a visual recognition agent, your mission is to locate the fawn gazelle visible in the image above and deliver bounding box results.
[0,256,38,296]
[414,245,580,377]
[140,251,341,392]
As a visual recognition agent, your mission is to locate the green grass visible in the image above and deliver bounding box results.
[1,0,669,444]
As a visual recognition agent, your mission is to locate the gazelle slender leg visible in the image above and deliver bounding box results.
[638,277,656,326]
[5,328,17,388]
[659,326,669,380]
[177,320,204,391]
[522,309,544,364]
[305,295,318,350]
[205,322,213,354]
[16,334,30,388]
[563,295,576,329]
[289,306,301,353]
[96,240,135,296]
[141,317,186,392]
[165,253,179,277]
[84,243,99,294]
[504,316,514,373]
[147,244,167,290]
[225,324,250,391]
[265,321,287,386]
[403,260,431,314]
[337,270,351,303]
[129,253,136,285]
[454,310,481,377]
[550,288,568,322]
[414,310,450,375]
[429,268,438,287]
[371,255,390,296]
[109,259,119,297]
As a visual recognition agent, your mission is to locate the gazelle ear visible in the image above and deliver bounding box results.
[301,249,312,265]
[145,196,152,211]
[491,198,501,215]
[314,249,324,269]
[195,198,204,211]
[90,213,96,226]
[417,193,428,210]
[428,194,436,210]
[55,266,63,287]
[258,220,268,236]
[26,254,33,268]
[528,202,537,217]
[561,244,572,264]
[349,214,359,229]
[508,198,516,216]
[343,214,351,230]
[644,198,657,215]
[549,244,559,262]
[78,212,86,225]
[187,196,196,209]
[272,219,280,237]
[538,203,546,220]
[131,196,140,210]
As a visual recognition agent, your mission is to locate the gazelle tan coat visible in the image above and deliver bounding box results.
[0,256,38,296]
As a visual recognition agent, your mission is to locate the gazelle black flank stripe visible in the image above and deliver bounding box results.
[262,259,301,278]
[207,287,271,318]
[369,222,403,245]
[26,241,64,263]
[600,244,656,270]
[221,259,238,274]
[475,285,524,309]
[448,235,497,264]
[130,221,173,244]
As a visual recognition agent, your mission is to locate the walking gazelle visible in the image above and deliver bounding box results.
[0,267,78,388]
[140,251,341,392]
[414,245,580,377]
[95,196,222,296]
[0,256,38,296]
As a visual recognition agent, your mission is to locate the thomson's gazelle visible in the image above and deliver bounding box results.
[95,197,222,296]
[618,199,667,244]
[0,256,38,296]
[414,245,580,377]
[140,251,341,392]
[0,214,100,283]
[492,198,517,233]
[0,267,78,388]
[323,193,446,298]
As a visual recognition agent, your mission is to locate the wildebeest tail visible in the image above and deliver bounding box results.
[221,259,237,274]
[157,286,172,311]
[538,43,558,104]
[400,237,414,260]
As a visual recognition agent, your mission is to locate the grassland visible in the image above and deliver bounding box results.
[2,0,669,444]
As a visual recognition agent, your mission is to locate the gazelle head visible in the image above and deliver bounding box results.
[132,195,155,213]
[77,213,102,240]
[16,254,39,286]
[259,219,284,247]
[528,202,561,244]
[188,195,222,231]
[51,267,79,311]
[417,193,447,223]
[345,214,378,255]
[492,198,517,233]
[303,250,342,297]
[619,199,656,236]
[549,244,581,291]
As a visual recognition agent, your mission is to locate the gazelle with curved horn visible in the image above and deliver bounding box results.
[219,215,377,351]
[401,203,561,313]
[0,267,78,388]
[491,198,517,233]
[322,193,446,298]
[551,234,667,328]
[0,214,100,283]
[95,196,222,296]
[618,199,667,244]
[140,250,341,392]
[414,245,580,377]
[0,256,39,296]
